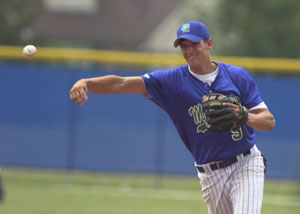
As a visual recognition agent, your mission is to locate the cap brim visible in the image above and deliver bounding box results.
[173,35,203,47]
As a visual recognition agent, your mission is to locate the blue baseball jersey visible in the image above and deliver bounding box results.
[141,62,263,165]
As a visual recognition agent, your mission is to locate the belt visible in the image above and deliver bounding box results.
[196,149,251,173]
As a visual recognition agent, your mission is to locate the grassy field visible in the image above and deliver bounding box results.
[0,168,299,214]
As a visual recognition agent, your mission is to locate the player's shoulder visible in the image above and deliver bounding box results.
[170,64,189,76]
[218,62,248,74]
[217,62,253,80]
[159,64,188,74]
[148,64,188,77]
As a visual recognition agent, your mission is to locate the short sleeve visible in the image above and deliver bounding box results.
[141,69,179,110]
[238,69,263,109]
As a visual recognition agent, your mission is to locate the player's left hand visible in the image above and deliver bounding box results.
[70,79,89,106]
[222,102,241,117]
[202,93,249,133]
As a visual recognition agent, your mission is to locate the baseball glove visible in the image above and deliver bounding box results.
[202,93,248,133]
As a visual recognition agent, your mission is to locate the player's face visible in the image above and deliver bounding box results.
[179,39,212,66]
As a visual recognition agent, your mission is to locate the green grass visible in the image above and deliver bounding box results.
[0,168,299,214]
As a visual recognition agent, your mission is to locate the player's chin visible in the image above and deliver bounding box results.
[185,56,199,65]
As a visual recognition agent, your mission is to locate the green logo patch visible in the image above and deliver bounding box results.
[181,24,190,33]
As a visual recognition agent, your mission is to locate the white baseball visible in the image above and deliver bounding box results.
[23,45,37,58]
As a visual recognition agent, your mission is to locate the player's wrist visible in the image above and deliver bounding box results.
[78,78,89,89]
[245,112,256,126]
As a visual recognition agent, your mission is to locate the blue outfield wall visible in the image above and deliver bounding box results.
[0,61,299,179]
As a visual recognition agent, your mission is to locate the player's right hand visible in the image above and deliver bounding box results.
[70,79,89,106]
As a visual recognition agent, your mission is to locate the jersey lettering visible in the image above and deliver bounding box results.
[189,103,244,138]
[188,104,208,133]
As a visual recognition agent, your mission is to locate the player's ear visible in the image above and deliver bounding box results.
[206,39,213,50]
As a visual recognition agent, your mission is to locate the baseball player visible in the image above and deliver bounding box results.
[70,21,275,214]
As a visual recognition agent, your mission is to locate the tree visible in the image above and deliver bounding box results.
[0,0,42,45]
[216,0,300,58]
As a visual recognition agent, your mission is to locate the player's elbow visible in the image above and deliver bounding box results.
[262,115,276,131]
[268,117,276,131]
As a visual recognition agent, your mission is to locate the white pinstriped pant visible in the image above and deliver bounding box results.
[196,145,265,214]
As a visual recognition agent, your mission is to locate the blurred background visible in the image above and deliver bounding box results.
[0,0,299,213]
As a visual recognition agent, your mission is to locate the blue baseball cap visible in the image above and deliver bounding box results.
[174,21,210,47]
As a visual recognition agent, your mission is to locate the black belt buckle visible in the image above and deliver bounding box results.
[210,157,237,171]
[212,161,224,170]
[215,162,221,170]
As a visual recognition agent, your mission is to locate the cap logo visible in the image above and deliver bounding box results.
[181,23,190,33]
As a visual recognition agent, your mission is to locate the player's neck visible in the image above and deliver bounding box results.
[189,62,217,75]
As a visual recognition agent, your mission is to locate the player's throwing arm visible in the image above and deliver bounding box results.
[70,76,147,106]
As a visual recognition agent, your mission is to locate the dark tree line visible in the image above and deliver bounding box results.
[1,0,299,59]
[0,0,42,45]
[216,0,300,58]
